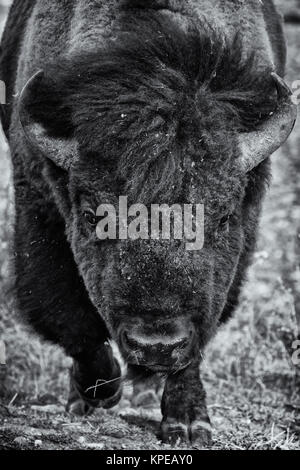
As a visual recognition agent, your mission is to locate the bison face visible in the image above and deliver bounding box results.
[18,33,296,372]
[63,147,247,372]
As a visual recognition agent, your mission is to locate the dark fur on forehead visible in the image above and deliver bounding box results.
[28,12,277,202]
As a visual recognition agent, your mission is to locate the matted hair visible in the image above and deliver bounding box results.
[27,11,277,202]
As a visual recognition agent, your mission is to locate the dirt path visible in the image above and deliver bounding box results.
[1,372,299,451]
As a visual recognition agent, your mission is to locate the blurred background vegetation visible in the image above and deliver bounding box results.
[0,0,299,450]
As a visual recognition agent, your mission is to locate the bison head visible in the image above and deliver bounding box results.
[18,16,297,372]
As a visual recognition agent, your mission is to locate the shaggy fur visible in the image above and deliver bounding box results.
[0,0,287,445]
[0,0,35,135]
[26,15,277,204]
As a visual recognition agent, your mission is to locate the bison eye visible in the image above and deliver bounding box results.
[218,214,231,231]
[83,209,98,227]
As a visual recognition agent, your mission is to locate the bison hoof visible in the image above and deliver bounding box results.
[160,418,212,447]
[66,367,123,416]
[66,375,98,416]
[66,387,122,416]
[102,386,123,409]
[66,396,95,416]
[131,390,159,408]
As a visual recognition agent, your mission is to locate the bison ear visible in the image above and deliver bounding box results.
[238,73,297,173]
[18,70,79,171]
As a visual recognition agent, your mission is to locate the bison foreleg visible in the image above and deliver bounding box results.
[160,359,212,447]
[66,343,122,416]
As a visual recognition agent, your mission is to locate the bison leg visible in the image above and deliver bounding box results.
[160,359,212,447]
[67,344,122,416]
[13,184,122,413]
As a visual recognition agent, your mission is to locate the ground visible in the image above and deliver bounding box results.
[0,0,299,451]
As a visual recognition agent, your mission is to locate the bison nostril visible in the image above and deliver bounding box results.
[121,329,193,351]
[172,336,190,350]
[121,331,129,347]
[169,330,195,352]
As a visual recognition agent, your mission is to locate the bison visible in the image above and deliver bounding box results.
[0,0,297,446]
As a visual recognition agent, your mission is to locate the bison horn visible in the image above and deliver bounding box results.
[18,70,79,171]
[238,72,297,173]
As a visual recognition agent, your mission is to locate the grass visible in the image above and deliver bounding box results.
[0,0,299,450]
